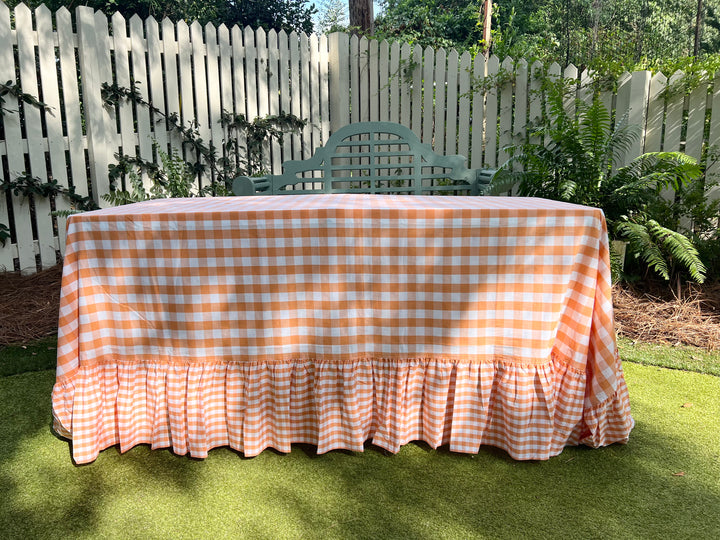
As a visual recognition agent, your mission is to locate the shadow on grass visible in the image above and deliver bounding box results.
[256,428,719,538]
[0,364,718,538]
[0,370,207,537]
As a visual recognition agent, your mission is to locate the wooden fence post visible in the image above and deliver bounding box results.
[470,53,487,169]
[76,6,111,207]
[37,4,72,257]
[706,72,720,202]
[629,70,651,162]
[16,4,55,269]
[0,2,31,271]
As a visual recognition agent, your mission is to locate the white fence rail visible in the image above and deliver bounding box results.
[1,2,719,273]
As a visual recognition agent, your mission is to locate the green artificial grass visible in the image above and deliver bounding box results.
[0,336,58,377]
[618,336,720,376]
[1,351,719,538]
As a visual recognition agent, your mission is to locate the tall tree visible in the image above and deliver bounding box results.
[316,0,349,33]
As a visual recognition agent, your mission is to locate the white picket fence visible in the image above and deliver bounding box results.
[1,2,719,274]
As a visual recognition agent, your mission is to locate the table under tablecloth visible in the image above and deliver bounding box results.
[52,194,633,464]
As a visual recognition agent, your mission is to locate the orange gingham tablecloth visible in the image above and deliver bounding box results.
[52,194,633,463]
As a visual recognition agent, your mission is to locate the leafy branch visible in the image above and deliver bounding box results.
[0,172,100,247]
[617,219,707,283]
[0,80,52,117]
[0,223,9,248]
[105,143,218,204]
[1,173,99,213]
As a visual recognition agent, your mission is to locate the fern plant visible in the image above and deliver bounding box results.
[616,219,706,283]
[492,80,706,284]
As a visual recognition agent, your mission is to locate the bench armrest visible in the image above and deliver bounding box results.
[232,176,271,196]
[475,168,497,194]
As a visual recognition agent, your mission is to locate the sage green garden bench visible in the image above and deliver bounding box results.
[232,121,494,196]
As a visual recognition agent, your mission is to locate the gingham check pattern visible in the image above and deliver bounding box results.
[52,195,633,463]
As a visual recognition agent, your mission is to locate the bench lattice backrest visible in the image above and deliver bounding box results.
[233,122,493,196]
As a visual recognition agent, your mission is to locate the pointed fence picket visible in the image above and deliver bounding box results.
[267,29,282,174]
[645,73,667,154]
[434,49,448,156]
[113,12,135,167]
[389,42,401,126]
[287,31,302,163]
[446,49,459,157]
[318,34,331,146]
[206,22,225,184]
[498,57,514,167]
[484,55,500,167]
[422,47,435,146]
[528,60,544,146]
[349,35,360,125]
[15,5,54,268]
[147,18,168,155]
[378,40,390,123]
[164,18,183,159]
[1,3,34,272]
[563,64,578,119]
[410,45,423,139]
[470,53,486,169]
[457,51,472,163]
[36,5,71,253]
[280,30,295,160]
[0,2,718,274]
[256,27,272,174]
[309,33,323,155]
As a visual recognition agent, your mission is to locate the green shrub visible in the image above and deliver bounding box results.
[492,78,707,284]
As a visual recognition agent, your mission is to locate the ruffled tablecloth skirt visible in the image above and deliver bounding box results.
[52,354,633,464]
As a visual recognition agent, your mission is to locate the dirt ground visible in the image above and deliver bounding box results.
[1,264,719,350]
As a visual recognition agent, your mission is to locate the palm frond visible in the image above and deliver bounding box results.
[558,178,578,200]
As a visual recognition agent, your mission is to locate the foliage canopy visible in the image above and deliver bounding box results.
[4,0,317,33]
[375,0,720,74]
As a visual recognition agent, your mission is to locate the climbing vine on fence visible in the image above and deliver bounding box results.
[0,80,306,250]
[0,82,97,247]
[0,80,51,118]
[101,81,306,201]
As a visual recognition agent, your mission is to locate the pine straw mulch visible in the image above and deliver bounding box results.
[1,264,720,350]
[612,280,720,351]
[0,264,64,347]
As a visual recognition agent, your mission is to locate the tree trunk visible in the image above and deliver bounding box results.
[349,0,374,34]
[694,0,704,56]
[482,0,492,56]
[591,0,602,58]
